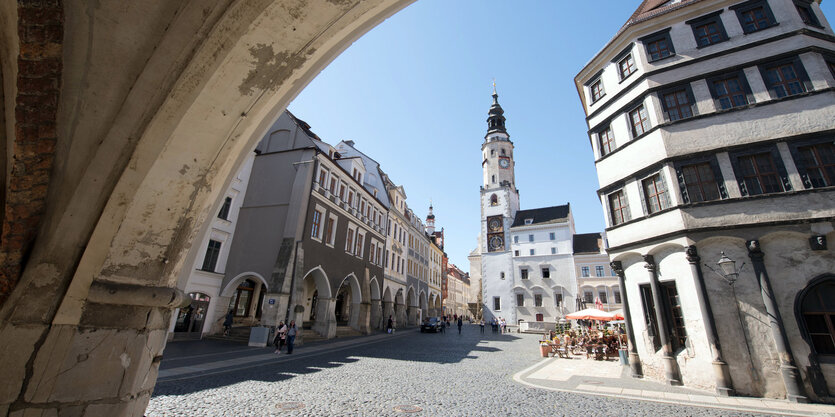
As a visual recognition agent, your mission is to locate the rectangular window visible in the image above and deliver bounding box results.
[516,293,525,307]
[640,284,662,351]
[514,250,520,256]
[761,60,808,99]
[330,177,338,194]
[584,290,594,304]
[521,268,529,279]
[608,190,629,226]
[581,266,590,277]
[346,227,355,253]
[642,173,671,214]
[663,282,688,352]
[529,249,535,256]
[339,184,346,201]
[555,293,563,306]
[493,297,501,311]
[795,142,835,188]
[614,289,622,304]
[528,234,534,242]
[202,240,222,272]
[376,247,382,266]
[737,152,784,195]
[542,268,550,278]
[325,216,336,245]
[661,87,694,122]
[687,12,728,47]
[629,105,650,137]
[311,209,323,239]
[369,242,376,264]
[710,73,750,110]
[217,196,232,220]
[535,294,543,307]
[590,79,605,102]
[514,235,519,243]
[549,232,556,240]
[598,290,608,304]
[598,126,616,156]
[731,0,777,33]
[795,1,822,26]
[551,247,556,255]
[618,53,636,79]
[640,29,675,62]
[318,168,328,187]
[347,190,354,207]
[680,162,722,203]
[596,266,605,277]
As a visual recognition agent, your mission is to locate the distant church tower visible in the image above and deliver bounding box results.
[426,203,435,234]
[479,85,520,323]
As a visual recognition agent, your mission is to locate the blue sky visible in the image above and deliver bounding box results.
[289,0,835,268]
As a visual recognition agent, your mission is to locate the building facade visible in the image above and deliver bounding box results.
[574,232,623,313]
[575,0,835,403]
[444,264,472,319]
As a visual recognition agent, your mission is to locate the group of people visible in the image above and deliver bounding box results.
[548,330,625,361]
[487,317,507,334]
[272,320,298,355]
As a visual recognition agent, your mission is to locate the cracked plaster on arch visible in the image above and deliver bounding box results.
[238,43,309,96]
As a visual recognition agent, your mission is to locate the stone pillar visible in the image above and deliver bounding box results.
[247,281,263,320]
[747,240,809,403]
[611,261,643,378]
[395,302,406,329]
[370,299,382,330]
[685,246,734,396]
[354,302,371,334]
[313,297,336,339]
[407,305,417,326]
[259,292,287,328]
[644,255,682,386]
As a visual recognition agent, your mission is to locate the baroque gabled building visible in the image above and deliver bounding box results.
[575,0,835,403]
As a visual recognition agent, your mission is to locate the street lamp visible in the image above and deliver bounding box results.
[705,252,746,286]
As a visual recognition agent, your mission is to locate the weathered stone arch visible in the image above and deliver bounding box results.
[302,266,332,300]
[221,272,269,297]
[368,276,382,330]
[0,1,415,415]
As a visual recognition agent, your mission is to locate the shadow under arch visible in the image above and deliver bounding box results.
[221,271,269,297]
[300,266,335,338]
[792,273,835,399]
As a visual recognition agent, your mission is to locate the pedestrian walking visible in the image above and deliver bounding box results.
[273,321,287,354]
[500,317,507,334]
[457,316,463,334]
[223,310,234,336]
[387,315,394,334]
[286,321,297,354]
[479,319,485,334]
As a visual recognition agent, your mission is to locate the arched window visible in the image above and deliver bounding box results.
[491,175,496,184]
[501,149,506,155]
[490,194,498,206]
[800,278,835,355]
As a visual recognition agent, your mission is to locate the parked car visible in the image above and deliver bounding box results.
[420,317,443,333]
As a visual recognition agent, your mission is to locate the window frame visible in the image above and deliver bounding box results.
[686,11,729,48]
[628,104,650,138]
[542,267,550,279]
[659,84,697,122]
[730,0,778,34]
[707,71,754,110]
[325,213,338,246]
[674,157,727,204]
[794,0,822,27]
[639,172,672,215]
[608,189,631,226]
[217,196,232,220]
[639,28,675,63]
[493,296,501,311]
[595,266,605,277]
[618,53,637,80]
[598,125,616,157]
[202,239,222,272]
[534,294,543,307]
[730,146,791,196]
[581,266,590,278]
[521,268,529,280]
[787,138,835,189]
[758,56,812,99]
[310,208,324,241]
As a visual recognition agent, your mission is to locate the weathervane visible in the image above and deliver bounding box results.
[492,78,497,94]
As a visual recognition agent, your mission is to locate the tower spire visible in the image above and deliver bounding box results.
[486,82,507,136]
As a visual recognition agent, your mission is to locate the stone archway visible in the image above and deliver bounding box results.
[0,1,415,415]
[301,267,334,339]
[394,289,406,328]
[419,290,428,322]
[406,286,418,326]
[335,273,369,334]
[382,286,395,329]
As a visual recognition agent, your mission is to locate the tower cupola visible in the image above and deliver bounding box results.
[486,84,507,136]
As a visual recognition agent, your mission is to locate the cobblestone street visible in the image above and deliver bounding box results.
[147,326,782,417]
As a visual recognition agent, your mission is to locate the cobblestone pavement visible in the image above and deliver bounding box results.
[147,325,774,417]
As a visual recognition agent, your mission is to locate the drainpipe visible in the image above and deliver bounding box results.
[611,261,643,378]
[746,240,808,403]
[644,255,682,386]
[685,245,734,396]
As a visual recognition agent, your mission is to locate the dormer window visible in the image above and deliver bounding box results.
[525,218,533,225]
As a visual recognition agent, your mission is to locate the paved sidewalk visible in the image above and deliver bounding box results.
[514,357,835,417]
[157,328,418,383]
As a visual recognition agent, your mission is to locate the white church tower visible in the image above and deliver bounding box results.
[480,86,519,324]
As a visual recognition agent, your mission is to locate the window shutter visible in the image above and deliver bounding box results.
[674,166,691,204]
[622,190,632,221]
[768,147,792,191]
[729,154,749,196]
[658,171,673,209]
[708,158,729,198]
[638,179,649,216]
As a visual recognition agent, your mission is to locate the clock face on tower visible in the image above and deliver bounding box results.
[488,218,502,232]
[489,235,504,251]
[499,157,510,168]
